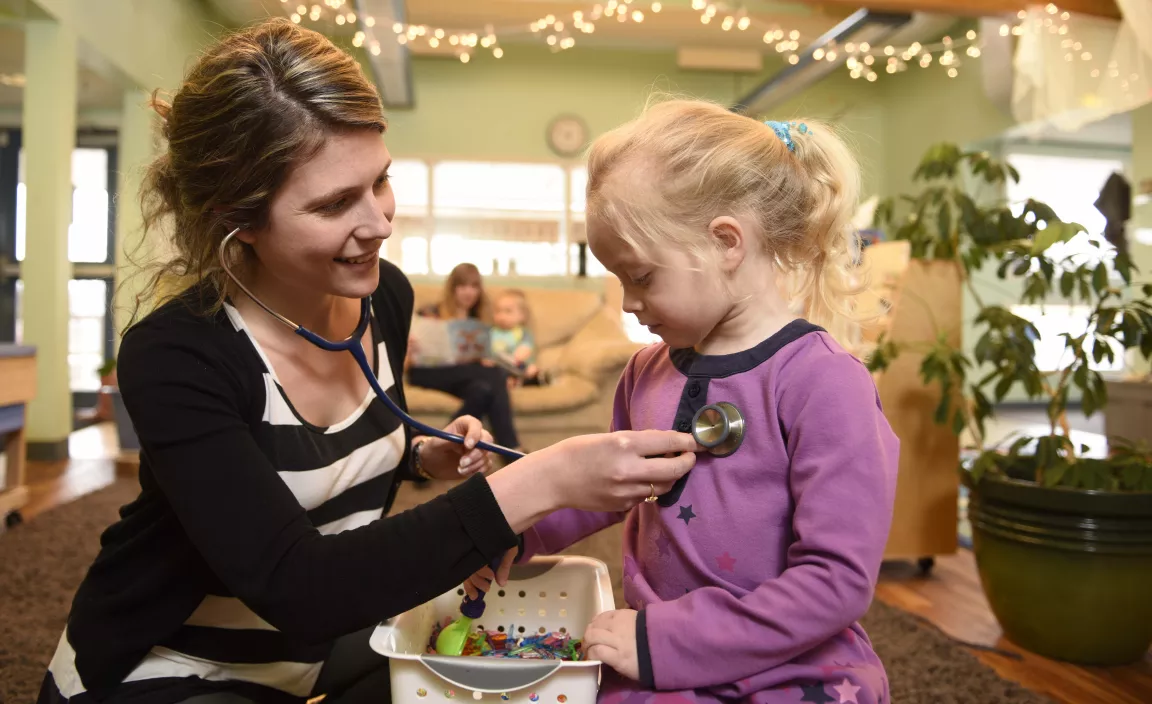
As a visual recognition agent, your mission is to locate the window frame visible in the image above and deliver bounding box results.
[0,127,118,410]
[386,155,605,278]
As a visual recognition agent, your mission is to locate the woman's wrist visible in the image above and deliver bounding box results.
[486,455,562,534]
[411,437,433,480]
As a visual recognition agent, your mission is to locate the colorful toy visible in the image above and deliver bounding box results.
[428,620,584,661]
[434,556,503,656]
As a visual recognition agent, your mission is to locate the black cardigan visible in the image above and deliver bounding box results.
[58,260,518,699]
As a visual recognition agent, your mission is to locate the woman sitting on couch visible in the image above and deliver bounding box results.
[407,263,523,453]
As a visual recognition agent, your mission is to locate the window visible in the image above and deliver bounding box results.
[12,278,110,391]
[622,313,661,345]
[389,158,429,216]
[1005,153,1124,266]
[400,232,430,275]
[385,159,614,279]
[1004,152,1128,375]
[1010,303,1125,373]
[7,137,116,399]
[570,166,587,213]
[400,160,572,276]
[567,242,609,277]
[433,161,565,214]
[15,147,110,262]
[68,279,108,391]
[431,236,568,277]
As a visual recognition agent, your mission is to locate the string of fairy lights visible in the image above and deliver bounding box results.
[279,1,1119,87]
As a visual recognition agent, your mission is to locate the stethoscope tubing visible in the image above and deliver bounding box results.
[217,230,747,463]
[297,323,525,459]
[218,229,526,461]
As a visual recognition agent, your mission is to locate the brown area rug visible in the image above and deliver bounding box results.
[1,480,1051,704]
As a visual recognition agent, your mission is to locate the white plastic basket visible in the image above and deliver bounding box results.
[370,555,614,704]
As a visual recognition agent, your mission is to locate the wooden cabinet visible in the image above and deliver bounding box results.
[0,345,36,527]
[852,242,962,566]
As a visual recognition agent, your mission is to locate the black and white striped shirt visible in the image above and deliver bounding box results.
[42,261,518,703]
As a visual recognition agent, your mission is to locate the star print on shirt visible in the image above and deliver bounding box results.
[677,505,696,525]
[716,552,737,572]
[654,529,673,558]
[799,683,835,704]
[833,679,861,704]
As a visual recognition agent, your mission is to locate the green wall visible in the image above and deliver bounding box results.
[374,46,887,199]
[29,0,217,91]
[877,58,1016,198]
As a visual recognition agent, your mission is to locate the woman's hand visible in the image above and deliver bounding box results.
[416,416,494,480]
[486,429,701,535]
[546,431,700,513]
[584,609,640,680]
[462,547,517,600]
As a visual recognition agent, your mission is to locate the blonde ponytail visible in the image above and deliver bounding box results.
[787,122,867,348]
[585,98,868,350]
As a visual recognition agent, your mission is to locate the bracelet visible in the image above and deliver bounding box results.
[412,439,433,480]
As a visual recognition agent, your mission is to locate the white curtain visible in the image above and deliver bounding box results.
[1012,0,1152,131]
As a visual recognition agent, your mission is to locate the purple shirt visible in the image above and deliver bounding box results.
[521,321,900,704]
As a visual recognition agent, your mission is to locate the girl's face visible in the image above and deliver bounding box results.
[454,279,482,312]
[493,296,525,330]
[588,217,731,351]
[239,128,395,300]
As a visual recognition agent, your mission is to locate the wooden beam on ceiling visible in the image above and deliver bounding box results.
[807,0,1121,20]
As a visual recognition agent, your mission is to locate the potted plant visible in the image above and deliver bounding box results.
[96,358,117,422]
[867,143,1152,666]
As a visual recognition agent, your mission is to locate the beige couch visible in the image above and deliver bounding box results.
[404,280,644,448]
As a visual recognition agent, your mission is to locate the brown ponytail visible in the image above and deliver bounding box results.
[118,17,387,334]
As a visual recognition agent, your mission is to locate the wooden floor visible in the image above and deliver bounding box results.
[9,422,1152,704]
[877,556,1152,704]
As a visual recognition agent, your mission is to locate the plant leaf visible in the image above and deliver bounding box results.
[1031,220,1080,254]
[1092,262,1109,294]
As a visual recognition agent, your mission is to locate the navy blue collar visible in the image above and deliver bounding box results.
[668,318,823,378]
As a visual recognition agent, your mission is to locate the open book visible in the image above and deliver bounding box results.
[408,317,492,367]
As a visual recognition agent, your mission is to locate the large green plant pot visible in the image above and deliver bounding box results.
[965,465,1152,665]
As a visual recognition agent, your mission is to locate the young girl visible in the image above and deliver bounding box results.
[490,289,547,386]
[469,100,900,703]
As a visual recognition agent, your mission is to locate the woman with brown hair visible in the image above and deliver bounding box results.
[429,262,492,322]
[38,18,699,704]
[407,263,523,453]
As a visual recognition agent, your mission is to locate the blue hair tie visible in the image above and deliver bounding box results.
[764,120,809,152]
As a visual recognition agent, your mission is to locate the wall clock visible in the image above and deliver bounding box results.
[546,114,589,158]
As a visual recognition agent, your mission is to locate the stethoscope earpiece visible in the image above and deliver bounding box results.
[692,402,745,457]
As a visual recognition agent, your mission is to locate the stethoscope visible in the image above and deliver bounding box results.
[217,228,747,461]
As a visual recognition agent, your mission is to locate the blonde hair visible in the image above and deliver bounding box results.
[585,98,866,346]
[495,288,534,331]
[439,263,492,322]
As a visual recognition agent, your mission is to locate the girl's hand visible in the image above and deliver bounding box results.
[417,416,493,480]
[513,344,533,364]
[584,609,640,680]
[462,547,517,600]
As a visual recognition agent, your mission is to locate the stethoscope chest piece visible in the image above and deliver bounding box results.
[691,402,745,457]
